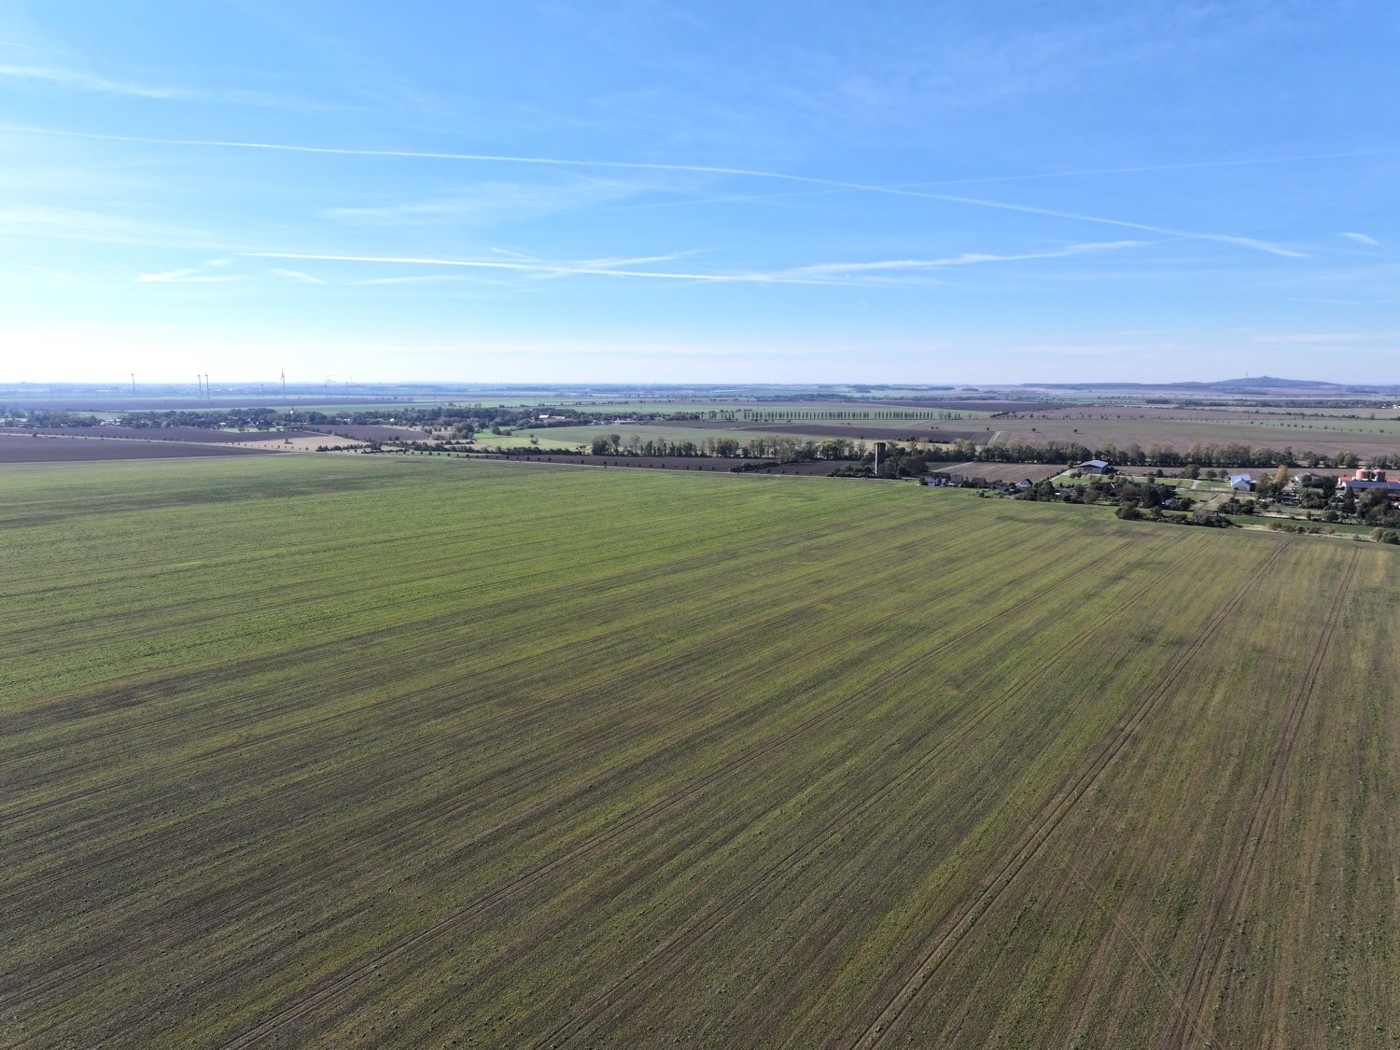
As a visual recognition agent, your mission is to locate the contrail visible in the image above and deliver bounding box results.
[3,124,1318,257]
[244,250,758,283]
[907,148,1400,189]
[243,240,1143,285]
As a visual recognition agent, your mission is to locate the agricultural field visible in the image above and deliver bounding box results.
[477,423,794,451]
[532,396,995,416]
[307,424,434,443]
[2,457,1398,1048]
[0,427,327,443]
[470,453,857,474]
[991,406,1400,459]
[489,425,661,451]
[0,433,275,463]
[491,420,994,453]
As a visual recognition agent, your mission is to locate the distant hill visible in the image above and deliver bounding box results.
[1025,377,1400,396]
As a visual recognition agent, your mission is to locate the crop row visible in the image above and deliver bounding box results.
[1,457,1395,1048]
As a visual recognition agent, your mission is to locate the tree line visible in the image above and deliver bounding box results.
[589,434,867,460]
[958,438,1384,469]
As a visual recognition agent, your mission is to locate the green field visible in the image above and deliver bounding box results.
[3,457,1397,1048]
[486,422,852,451]
[995,412,1400,459]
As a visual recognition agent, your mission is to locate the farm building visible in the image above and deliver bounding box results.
[1229,474,1253,491]
[1078,459,1113,474]
[1336,468,1400,498]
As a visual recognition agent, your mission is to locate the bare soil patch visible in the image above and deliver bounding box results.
[0,426,323,444]
[307,424,431,442]
[0,434,272,463]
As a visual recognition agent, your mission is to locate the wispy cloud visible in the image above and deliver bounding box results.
[1339,232,1379,246]
[138,258,247,283]
[774,241,1144,279]
[352,275,467,286]
[605,187,847,212]
[1252,332,1399,344]
[268,268,326,284]
[323,178,649,226]
[0,63,184,99]
[137,269,245,283]
[0,65,342,115]
[243,250,747,283]
[909,193,1303,257]
[0,204,208,246]
[0,39,66,54]
[243,241,1141,287]
[11,262,72,280]
[9,126,1306,258]
[905,149,1400,189]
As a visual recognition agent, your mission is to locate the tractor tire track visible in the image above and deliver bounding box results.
[3,511,1046,886]
[3,543,945,1013]
[6,530,1123,1036]
[1165,546,1361,1048]
[206,538,1143,1050]
[2,503,993,824]
[848,540,1290,1049]
[534,537,1214,1047]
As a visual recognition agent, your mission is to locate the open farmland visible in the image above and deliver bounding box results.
[0,433,275,463]
[473,453,852,473]
[990,406,1400,460]
[679,420,997,443]
[2,457,1397,1048]
[537,398,998,416]
[0,426,326,443]
[308,424,434,442]
[500,420,996,453]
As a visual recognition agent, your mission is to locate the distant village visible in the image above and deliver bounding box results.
[933,459,1400,538]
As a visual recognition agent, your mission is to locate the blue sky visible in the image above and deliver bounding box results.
[2,1,1396,385]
